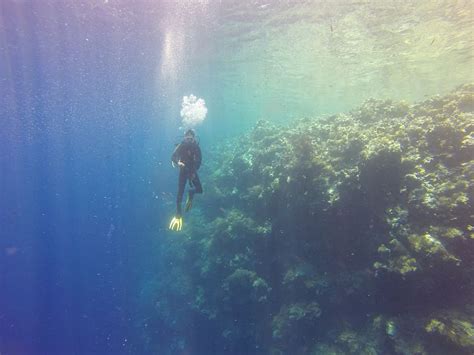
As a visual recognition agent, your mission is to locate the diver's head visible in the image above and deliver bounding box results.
[184,129,195,142]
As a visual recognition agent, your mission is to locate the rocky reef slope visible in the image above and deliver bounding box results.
[141,84,474,354]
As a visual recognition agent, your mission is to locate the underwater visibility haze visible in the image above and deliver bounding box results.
[1,0,473,354]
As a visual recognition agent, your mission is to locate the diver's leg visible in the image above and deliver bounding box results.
[191,173,203,194]
[185,173,202,212]
[176,169,187,215]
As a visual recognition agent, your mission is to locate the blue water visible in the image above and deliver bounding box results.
[1,1,169,353]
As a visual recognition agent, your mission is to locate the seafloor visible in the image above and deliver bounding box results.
[140,84,474,355]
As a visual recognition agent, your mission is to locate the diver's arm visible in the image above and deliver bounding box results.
[171,144,182,166]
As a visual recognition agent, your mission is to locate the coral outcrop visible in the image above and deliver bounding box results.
[141,84,474,354]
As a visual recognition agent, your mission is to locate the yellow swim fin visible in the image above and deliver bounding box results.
[169,215,183,231]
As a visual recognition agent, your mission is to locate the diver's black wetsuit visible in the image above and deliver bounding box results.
[171,139,202,215]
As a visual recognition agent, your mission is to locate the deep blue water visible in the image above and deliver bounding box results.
[0,1,174,353]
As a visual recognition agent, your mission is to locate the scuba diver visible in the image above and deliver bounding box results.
[169,129,203,231]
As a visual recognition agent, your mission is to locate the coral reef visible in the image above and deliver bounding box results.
[425,314,474,351]
[141,84,474,354]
